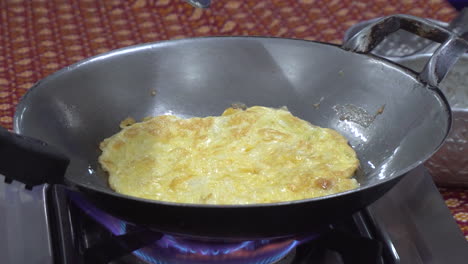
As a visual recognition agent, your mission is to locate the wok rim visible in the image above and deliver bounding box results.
[393,52,468,111]
[13,36,452,209]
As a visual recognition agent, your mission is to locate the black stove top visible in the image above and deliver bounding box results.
[1,166,467,264]
[49,185,386,264]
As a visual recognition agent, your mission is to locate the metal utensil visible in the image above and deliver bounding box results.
[2,15,466,239]
[394,54,468,186]
[184,0,210,8]
[344,9,468,58]
[343,18,444,57]
[413,8,468,55]
[344,11,468,187]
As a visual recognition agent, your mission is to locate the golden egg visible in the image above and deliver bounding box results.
[99,106,359,205]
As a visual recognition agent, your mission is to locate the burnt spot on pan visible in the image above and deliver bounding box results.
[230,102,248,110]
[312,97,324,109]
[333,104,385,128]
[375,104,385,116]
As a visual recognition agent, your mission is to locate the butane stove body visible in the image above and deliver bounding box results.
[1,166,467,264]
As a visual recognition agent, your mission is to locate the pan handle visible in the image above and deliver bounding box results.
[0,126,69,188]
[342,14,468,87]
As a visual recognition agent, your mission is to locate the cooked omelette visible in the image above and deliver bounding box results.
[99,106,359,205]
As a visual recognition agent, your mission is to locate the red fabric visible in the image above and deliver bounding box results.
[1,0,466,239]
[440,188,468,240]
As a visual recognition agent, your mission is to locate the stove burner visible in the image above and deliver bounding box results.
[134,236,303,264]
[68,193,318,264]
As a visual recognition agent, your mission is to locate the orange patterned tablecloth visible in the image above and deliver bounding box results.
[0,0,467,239]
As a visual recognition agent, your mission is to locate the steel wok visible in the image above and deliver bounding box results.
[2,15,467,239]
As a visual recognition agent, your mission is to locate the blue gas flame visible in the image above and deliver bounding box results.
[69,193,318,264]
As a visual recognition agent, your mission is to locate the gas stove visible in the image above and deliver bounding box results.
[1,166,467,264]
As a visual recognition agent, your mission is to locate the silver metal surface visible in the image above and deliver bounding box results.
[367,166,468,264]
[416,8,468,55]
[395,54,468,110]
[342,16,451,54]
[343,14,468,87]
[8,15,459,237]
[0,175,52,264]
[345,16,468,186]
[344,9,468,59]
[184,0,210,8]
[395,54,468,186]
[13,35,451,200]
[419,36,468,86]
[344,18,447,58]
[3,167,464,263]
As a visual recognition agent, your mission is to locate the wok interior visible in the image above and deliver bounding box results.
[14,38,450,199]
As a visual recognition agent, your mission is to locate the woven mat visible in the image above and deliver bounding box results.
[0,0,466,239]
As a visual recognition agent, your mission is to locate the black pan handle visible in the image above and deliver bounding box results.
[0,126,69,187]
[342,14,468,87]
